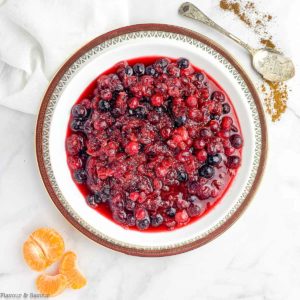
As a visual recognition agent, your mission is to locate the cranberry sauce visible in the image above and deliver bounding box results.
[65,56,243,232]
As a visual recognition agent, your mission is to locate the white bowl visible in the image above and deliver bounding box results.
[36,24,267,256]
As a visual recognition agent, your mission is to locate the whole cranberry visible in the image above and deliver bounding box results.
[188,108,202,121]
[129,192,140,202]
[135,207,148,221]
[151,94,164,107]
[186,96,198,108]
[230,134,243,149]
[218,130,230,139]
[194,139,206,150]
[100,89,112,101]
[211,91,225,102]
[67,156,82,170]
[209,120,219,132]
[80,98,91,109]
[225,146,235,156]
[175,209,189,223]
[125,142,140,155]
[196,150,207,163]
[200,128,212,138]
[128,97,139,109]
[66,134,84,155]
[221,116,233,130]
[226,155,241,169]
[71,104,88,120]
[187,204,201,217]
[160,127,172,139]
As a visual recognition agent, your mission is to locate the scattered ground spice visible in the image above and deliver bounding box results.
[261,81,288,122]
[219,0,289,121]
[219,0,251,26]
[219,0,274,48]
[260,38,275,49]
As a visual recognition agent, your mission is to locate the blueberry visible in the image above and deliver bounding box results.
[174,115,187,127]
[71,104,88,120]
[199,128,211,137]
[198,165,215,179]
[188,195,199,202]
[166,207,176,217]
[177,171,188,182]
[210,114,220,120]
[97,186,110,203]
[126,214,136,226]
[125,199,136,211]
[70,119,84,131]
[154,106,164,114]
[134,106,147,119]
[195,72,204,81]
[230,134,243,149]
[187,204,201,217]
[111,108,121,118]
[83,119,93,134]
[73,169,87,183]
[145,65,156,76]
[133,63,145,76]
[113,209,127,224]
[222,103,231,114]
[124,66,133,75]
[151,214,164,227]
[128,109,135,116]
[99,100,111,112]
[86,194,101,207]
[177,57,189,69]
[154,58,169,73]
[155,58,169,68]
[207,154,222,166]
[136,218,150,230]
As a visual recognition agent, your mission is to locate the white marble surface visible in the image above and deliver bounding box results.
[0,0,300,299]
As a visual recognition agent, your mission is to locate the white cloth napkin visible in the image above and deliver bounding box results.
[0,0,183,115]
[0,0,298,115]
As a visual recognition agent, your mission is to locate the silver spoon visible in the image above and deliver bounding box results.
[179,2,295,82]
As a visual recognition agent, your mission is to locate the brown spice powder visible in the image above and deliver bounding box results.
[261,81,288,122]
[219,0,289,121]
[260,38,275,49]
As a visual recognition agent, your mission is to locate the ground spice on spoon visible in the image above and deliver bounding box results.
[219,0,289,121]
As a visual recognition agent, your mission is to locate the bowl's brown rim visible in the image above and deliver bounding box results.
[35,23,267,257]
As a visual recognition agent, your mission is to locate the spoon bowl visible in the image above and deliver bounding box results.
[252,48,295,82]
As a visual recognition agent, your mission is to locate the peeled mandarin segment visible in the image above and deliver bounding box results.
[59,251,87,289]
[23,239,49,271]
[31,228,65,264]
[36,274,68,297]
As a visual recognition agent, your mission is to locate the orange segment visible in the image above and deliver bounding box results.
[23,228,65,271]
[36,274,68,297]
[31,228,65,264]
[23,239,48,271]
[59,251,87,289]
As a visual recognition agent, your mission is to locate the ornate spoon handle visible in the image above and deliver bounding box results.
[179,2,256,55]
